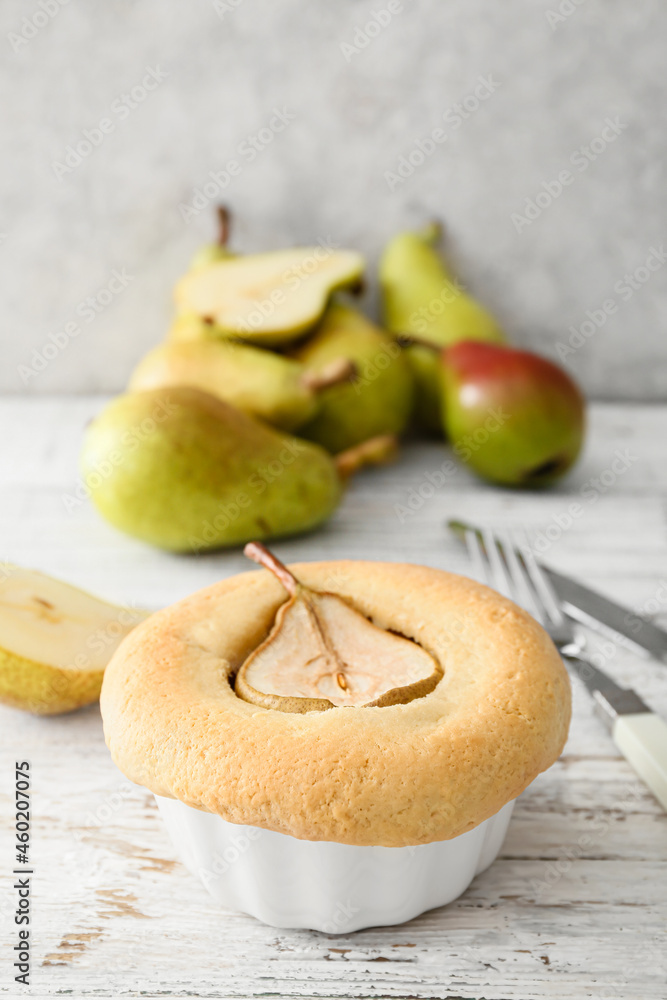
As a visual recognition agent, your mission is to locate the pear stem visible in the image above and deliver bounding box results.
[420,220,443,245]
[216,205,231,248]
[335,434,398,481]
[244,542,298,596]
[300,357,357,394]
[393,333,440,352]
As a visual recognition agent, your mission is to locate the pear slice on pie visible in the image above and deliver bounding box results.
[235,544,442,712]
[174,248,365,346]
[0,567,149,715]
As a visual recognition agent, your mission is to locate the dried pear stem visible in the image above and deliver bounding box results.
[216,205,231,247]
[244,542,298,596]
[392,332,440,352]
[420,220,443,245]
[335,434,398,481]
[347,276,365,296]
[300,357,357,394]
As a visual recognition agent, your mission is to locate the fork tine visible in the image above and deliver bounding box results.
[497,530,544,624]
[463,528,487,584]
[516,539,565,628]
[481,528,514,600]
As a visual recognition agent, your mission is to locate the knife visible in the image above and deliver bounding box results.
[542,565,667,665]
[447,519,667,665]
[455,521,667,811]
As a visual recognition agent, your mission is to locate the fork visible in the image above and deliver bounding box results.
[456,523,667,811]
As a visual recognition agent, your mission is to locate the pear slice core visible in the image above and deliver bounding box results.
[174,248,365,345]
[234,544,442,712]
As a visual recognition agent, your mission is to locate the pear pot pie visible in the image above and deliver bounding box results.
[101,557,571,930]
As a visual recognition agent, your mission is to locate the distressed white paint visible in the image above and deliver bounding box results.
[0,399,666,997]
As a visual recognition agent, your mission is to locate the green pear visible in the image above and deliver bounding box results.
[440,341,585,486]
[128,339,354,432]
[0,567,148,715]
[379,223,506,430]
[292,302,414,453]
[81,388,393,552]
[175,246,365,346]
[167,313,226,343]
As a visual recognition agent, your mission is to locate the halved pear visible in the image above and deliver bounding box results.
[235,544,442,713]
[174,247,365,346]
[0,567,149,715]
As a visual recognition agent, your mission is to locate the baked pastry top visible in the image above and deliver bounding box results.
[100,561,571,847]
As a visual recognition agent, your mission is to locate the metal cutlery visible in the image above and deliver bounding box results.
[448,518,667,664]
[456,523,667,811]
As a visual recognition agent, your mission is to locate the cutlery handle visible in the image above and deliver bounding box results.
[613,713,667,810]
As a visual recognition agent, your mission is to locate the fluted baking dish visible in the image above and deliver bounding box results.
[155,794,515,932]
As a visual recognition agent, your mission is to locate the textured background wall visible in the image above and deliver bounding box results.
[2,0,665,398]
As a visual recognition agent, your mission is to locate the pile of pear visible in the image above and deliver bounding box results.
[81,208,585,554]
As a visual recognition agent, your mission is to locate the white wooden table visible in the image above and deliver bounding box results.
[1,398,666,1000]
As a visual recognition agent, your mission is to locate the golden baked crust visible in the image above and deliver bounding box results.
[100,562,571,847]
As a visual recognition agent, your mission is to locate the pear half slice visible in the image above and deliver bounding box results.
[174,248,365,346]
[235,544,442,713]
[0,567,149,715]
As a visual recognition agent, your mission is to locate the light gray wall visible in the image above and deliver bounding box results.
[2,0,666,398]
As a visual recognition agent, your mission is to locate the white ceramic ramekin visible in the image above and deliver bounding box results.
[155,795,515,932]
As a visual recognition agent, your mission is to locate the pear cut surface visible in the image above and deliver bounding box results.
[0,567,143,671]
[174,248,365,344]
[235,543,442,712]
[0,567,149,715]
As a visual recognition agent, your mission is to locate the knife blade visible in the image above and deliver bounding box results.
[447,519,667,665]
[543,565,667,665]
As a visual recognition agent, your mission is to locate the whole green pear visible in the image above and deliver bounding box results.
[128,339,327,431]
[80,387,343,552]
[293,301,413,453]
[379,223,505,430]
[441,341,585,486]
